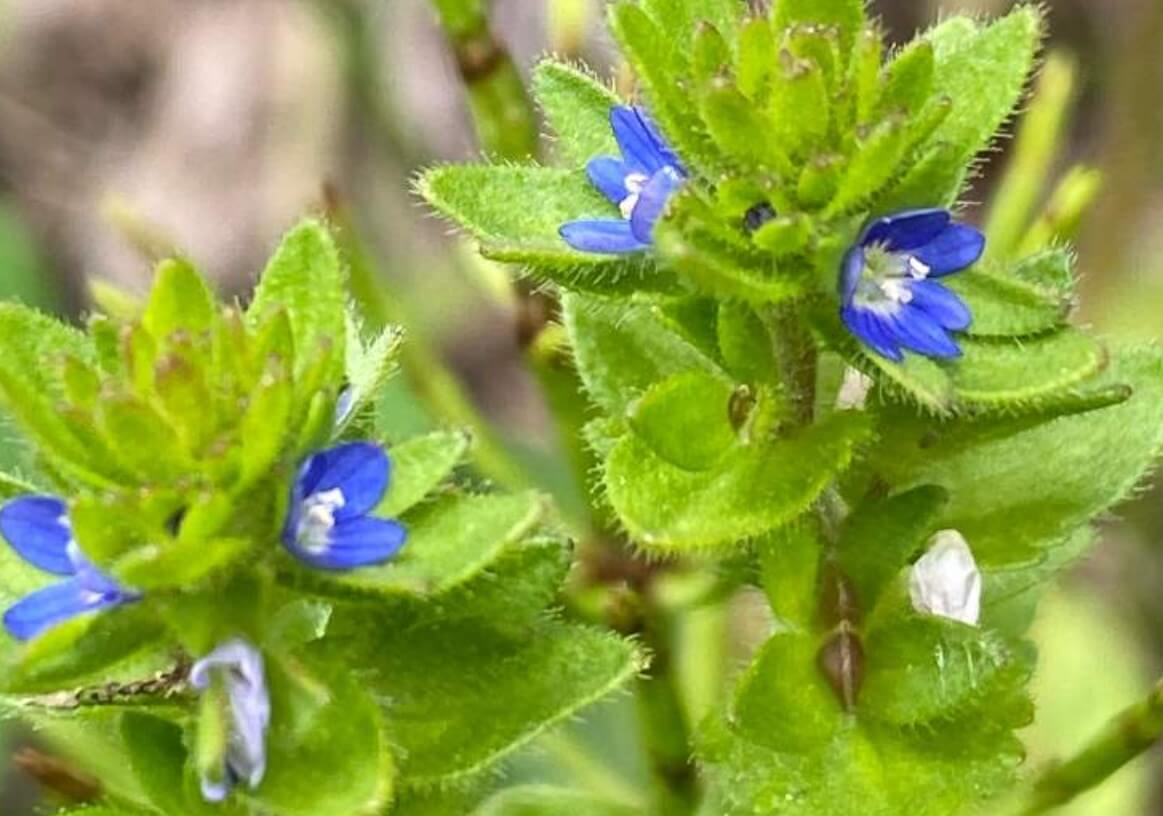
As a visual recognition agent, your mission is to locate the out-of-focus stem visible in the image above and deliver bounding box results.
[1005,679,1163,815]
[984,53,1077,259]
[1016,165,1103,257]
[326,193,531,491]
[426,0,539,160]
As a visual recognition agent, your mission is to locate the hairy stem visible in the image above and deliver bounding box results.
[426,0,539,159]
[1009,679,1163,815]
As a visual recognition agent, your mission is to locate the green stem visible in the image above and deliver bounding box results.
[426,0,539,159]
[983,52,1077,259]
[1008,679,1163,815]
[635,598,699,816]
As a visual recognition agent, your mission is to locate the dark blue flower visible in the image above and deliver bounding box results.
[190,638,270,802]
[282,442,406,570]
[0,495,139,641]
[839,209,984,362]
[559,106,687,254]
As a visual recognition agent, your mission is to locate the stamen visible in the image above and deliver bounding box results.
[907,255,931,279]
[879,278,913,304]
[296,488,346,553]
[619,172,649,220]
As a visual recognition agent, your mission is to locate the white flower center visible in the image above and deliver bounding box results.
[619,172,649,220]
[296,488,346,553]
[854,245,931,313]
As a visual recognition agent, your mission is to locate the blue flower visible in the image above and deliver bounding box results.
[0,495,139,641]
[840,209,984,362]
[190,638,270,802]
[282,442,406,570]
[559,105,687,254]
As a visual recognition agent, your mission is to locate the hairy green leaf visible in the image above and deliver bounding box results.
[378,430,471,518]
[532,60,620,166]
[628,370,737,471]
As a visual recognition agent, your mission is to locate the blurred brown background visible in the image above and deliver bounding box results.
[0,0,1160,813]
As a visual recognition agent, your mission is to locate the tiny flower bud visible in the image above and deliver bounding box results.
[908,530,982,626]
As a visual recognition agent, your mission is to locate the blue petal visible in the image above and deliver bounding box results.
[0,495,75,575]
[887,306,962,358]
[629,167,682,243]
[610,106,679,176]
[296,442,390,519]
[290,516,406,571]
[586,156,630,205]
[191,638,270,798]
[863,209,951,251]
[914,223,986,276]
[560,219,650,254]
[842,306,902,362]
[909,280,972,331]
[3,576,125,641]
[838,246,865,302]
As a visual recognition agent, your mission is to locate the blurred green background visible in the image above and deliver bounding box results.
[0,0,1160,812]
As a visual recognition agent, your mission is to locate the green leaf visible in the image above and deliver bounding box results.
[96,393,190,482]
[699,79,790,173]
[717,300,777,384]
[828,118,911,213]
[861,615,1029,726]
[731,631,843,752]
[758,519,823,629]
[875,41,935,119]
[836,486,949,615]
[608,3,720,174]
[736,17,777,100]
[564,293,724,416]
[248,218,346,384]
[122,712,227,816]
[0,604,167,693]
[532,60,620,166]
[292,492,544,598]
[351,619,640,787]
[949,329,1103,407]
[253,665,393,816]
[640,0,740,46]
[768,57,831,160]
[917,8,1044,195]
[0,303,116,483]
[603,411,871,551]
[1009,246,1076,299]
[142,258,216,341]
[341,321,404,434]
[628,371,736,471]
[946,267,1068,337]
[419,164,675,295]
[475,786,644,816]
[698,714,1022,816]
[771,0,865,55]
[872,345,1163,561]
[379,430,471,517]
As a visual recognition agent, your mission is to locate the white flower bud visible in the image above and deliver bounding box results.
[908,530,981,626]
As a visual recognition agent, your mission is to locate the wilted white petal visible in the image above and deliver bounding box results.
[908,530,981,626]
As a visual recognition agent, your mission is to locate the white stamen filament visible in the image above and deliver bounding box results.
[619,172,649,220]
[296,488,346,553]
[907,255,932,279]
[879,277,914,304]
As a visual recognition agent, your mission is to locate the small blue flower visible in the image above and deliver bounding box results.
[282,442,406,570]
[559,105,687,254]
[190,638,271,803]
[840,209,984,362]
[0,495,139,641]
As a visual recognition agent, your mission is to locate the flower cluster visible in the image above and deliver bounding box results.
[559,106,987,362]
[0,441,406,802]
